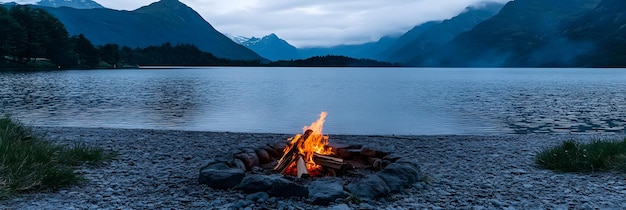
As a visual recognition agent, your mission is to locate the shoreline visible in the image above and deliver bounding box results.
[2,126,625,209]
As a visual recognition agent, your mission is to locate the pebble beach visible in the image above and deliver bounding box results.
[1,126,625,209]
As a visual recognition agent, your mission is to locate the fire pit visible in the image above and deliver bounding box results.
[198,112,423,205]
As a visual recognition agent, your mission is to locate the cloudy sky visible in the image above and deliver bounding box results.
[3,0,510,47]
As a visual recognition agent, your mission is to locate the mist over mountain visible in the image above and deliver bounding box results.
[379,21,440,61]
[230,33,397,61]
[38,0,266,61]
[563,0,626,67]
[37,0,104,9]
[230,34,299,61]
[411,0,603,67]
[229,1,504,63]
[297,36,397,60]
[384,2,505,63]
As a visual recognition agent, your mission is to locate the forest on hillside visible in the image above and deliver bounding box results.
[0,5,261,69]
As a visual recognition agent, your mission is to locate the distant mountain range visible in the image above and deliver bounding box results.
[229,34,299,61]
[229,2,505,63]
[26,0,266,61]
[36,0,104,9]
[297,36,398,61]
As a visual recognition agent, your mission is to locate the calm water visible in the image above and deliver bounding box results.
[1,67,625,135]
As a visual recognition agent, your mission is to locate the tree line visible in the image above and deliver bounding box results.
[0,5,73,67]
[0,5,261,69]
[271,55,399,67]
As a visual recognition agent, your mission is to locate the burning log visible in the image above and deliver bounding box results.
[313,153,344,170]
[274,129,314,173]
[296,155,309,178]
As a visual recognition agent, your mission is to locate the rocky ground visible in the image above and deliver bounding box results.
[1,127,625,209]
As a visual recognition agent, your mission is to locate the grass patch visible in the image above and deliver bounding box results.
[536,138,626,173]
[0,117,113,199]
[58,143,115,166]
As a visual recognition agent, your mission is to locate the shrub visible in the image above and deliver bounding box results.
[536,138,626,173]
[0,117,112,199]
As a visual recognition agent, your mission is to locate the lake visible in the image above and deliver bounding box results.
[1,67,625,135]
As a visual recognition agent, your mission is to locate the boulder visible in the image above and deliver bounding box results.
[346,174,390,200]
[255,148,271,164]
[308,178,350,205]
[236,174,281,193]
[268,178,308,198]
[234,148,259,170]
[198,160,245,189]
[378,162,422,193]
[231,158,247,171]
[261,145,280,158]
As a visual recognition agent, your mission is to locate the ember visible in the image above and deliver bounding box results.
[274,112,342,177]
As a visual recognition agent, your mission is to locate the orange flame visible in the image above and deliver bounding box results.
[282,112,333,177]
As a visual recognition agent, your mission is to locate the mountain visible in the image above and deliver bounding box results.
[383,2,504,63]
[37,0,104,9]
[230,34,299,61]
[563,0,626,66]
[39,0,266,61]
[1,2,18,6]
[298,36,398,60]
[379,21,440,61]
[411,0,602,67]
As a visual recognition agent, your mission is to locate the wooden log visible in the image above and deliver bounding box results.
[296,155,309,178]
[313,153,344,170]
[274,129,314,173]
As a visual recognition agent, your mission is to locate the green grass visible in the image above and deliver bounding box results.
[536,138,626,173]
[0,117,112,199]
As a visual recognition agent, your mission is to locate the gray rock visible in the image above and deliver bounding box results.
[377,162,421,193]
[382,154,402,162]
[322,204,352,210]
[232,158,247,171]
[347,174,390,200]
[255,148,271,164]
[261,146,280,158]
[268,177,308,198]
[246,192,270,203]
[235,148,260,170]
[308,178,350,205]
[235,200,253,209]
[359,202,376,210]
[236,174,281,193]
[198,160,245,189]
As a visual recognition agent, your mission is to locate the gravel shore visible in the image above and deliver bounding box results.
[1,127,625,209]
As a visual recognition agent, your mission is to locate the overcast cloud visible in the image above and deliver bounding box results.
[3,0,511,47]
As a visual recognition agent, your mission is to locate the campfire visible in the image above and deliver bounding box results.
[274,112,344,178]
[199,111,423,203]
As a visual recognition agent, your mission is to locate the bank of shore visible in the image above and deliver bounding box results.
[1,127,625,209]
